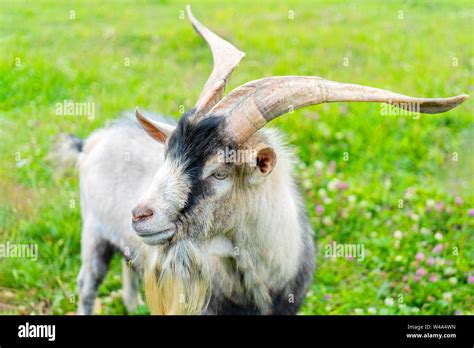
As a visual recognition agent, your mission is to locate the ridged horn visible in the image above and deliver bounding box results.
[209,76,469,145]
[186,5,245,117]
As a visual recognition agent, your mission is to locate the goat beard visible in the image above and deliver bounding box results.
[143,239,211,315]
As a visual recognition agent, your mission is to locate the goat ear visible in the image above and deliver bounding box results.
[135,107,175,144]
[256,146,277,176]
[248,144,277,183]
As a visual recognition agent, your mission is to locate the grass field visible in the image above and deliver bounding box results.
[0,0,472,315]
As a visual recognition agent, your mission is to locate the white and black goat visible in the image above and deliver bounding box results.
[54,6,468,315]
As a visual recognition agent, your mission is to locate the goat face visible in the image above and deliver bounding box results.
[131,109,277,246]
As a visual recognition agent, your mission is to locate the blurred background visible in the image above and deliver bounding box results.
[0,0,472,315]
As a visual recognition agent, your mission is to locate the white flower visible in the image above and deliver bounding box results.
[426,199,436,208]
[395,255,403,262]
[16,159,31,168]
[385,297,394,306]
[435,232,443,241]
[354,308,363,315]
[327,178,339,192]
[393,230,403,239]
[302,179,312,190]
[420,227,431,236]
[444,267,456,276]
[322,217,333,226]
[410,214,420,222]
[367,307,377,314]
[442,292,452,302]
[449,277,457,285]
[404,188,415,199]
[370,231,378,238]
[314,160,324,170]
[347,195,356,203]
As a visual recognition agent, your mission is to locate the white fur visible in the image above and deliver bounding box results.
[73,114,309,314]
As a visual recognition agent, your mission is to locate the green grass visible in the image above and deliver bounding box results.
[0,0,472,315]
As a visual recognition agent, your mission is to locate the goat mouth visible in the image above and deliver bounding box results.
[137,227,176,245]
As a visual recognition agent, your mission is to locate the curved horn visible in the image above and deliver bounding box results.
[186,5,245,117]
[210,76,469,145]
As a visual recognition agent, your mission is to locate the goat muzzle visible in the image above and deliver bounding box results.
[132,205,154,222]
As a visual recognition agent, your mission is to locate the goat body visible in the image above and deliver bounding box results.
[75,113,315,315]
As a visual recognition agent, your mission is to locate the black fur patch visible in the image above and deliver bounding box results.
[69,134,84,152]
[206,293,262,315]
[166,110,236,216]
[269,195,316,314]
[205,184,316,315]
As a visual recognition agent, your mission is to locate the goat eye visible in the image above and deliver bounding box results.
[212,171,228,180]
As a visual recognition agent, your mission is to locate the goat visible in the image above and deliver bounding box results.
[55,6,468,315]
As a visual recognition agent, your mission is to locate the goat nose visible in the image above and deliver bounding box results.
[132,205,154,222]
